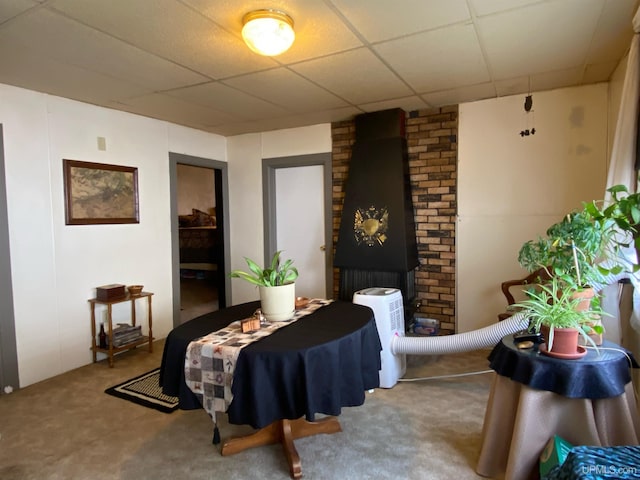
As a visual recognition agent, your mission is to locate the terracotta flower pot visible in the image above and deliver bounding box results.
[541,325,580,355]
[571,288,604,345]
[571,287,595,312]
[547,327,580,354]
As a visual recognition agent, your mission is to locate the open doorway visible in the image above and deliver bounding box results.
[176,164,220,322]
[169,153,229,327]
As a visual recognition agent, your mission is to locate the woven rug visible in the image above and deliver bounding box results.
[105,368,179,413]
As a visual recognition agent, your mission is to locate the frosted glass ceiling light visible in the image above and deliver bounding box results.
[242,9,295,56]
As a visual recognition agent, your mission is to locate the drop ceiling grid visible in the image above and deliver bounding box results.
[118,92,240,129]
[165,82,291,121]
[374,23,491,93]
[49,0,278,79]
[181,0,365,64]
[290,48,414,105]
[328,0,472,43]
[475,0,605,81]
[222,68,350,113]
[0,0,635,136]
[0,41,152,104]
[0,7,209,92]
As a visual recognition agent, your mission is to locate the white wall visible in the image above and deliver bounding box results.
[457,83,609,333]
[0,83,225,387]
[226,124,331,305]
[0,79,612,386]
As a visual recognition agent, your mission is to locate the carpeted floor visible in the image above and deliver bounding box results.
[0,339,496,480]
[180,277,219,324]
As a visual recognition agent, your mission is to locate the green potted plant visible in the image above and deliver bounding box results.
[517,208,616,346]
[584,184,640,275]
[601,184,640,235]
[517,209,620,293]
[513,275,603,357]
[230,250,298,321]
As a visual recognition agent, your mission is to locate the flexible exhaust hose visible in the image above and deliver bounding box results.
[391,312,529,355]
[389,270,631,356]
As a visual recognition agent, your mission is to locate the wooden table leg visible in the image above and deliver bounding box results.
[221,416,342,479]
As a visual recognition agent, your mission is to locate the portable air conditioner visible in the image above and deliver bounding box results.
[353,287,406,388]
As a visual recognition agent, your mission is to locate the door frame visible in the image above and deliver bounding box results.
[169,152,230,327]
[0,124,19,393]
[262,153,333,297]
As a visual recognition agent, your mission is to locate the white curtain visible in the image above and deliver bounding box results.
[605,7,640,192]
[604,7,640,402]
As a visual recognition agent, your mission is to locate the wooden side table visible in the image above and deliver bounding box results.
[89,292,154,367]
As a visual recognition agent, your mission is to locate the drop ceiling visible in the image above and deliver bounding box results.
[0,0,637,136]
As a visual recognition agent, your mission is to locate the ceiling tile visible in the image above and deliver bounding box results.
[330,0,470,43]
[0,0,635,136]
[583,60,620,83]
[290,48,413,104]
[477,0,604,79]
[0,43,150,104]
[0,0,40,23]
[468,0,546,17]
[494,67,584,97]
[358,96,430,113]
[585,0,636,64]
[375,23,490,92]
[253,106,361,130]
[0,8,209,91]
[166,82,290,120]
[115,93,239,128]
[222,68,349,112]
[494,77,530,97]
[421,82,496,106]
[531,67,584,92]
[182,0,363,63]
[49,0,278,79]
[209,105,360,136]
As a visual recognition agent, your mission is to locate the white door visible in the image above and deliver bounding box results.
[275,165,326,299]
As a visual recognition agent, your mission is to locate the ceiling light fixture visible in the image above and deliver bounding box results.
[242,9,295,57]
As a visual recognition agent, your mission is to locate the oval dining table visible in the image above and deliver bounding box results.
[159,300,382,479]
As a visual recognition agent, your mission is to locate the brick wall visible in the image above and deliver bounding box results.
[331,106,458,334]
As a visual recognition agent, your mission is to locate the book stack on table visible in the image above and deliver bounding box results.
[111,323,143,347]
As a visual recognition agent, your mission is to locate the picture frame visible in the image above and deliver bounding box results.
[63,159,139,225]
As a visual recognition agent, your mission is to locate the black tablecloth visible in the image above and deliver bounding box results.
[489,335,637,399]
[159,300,382,429]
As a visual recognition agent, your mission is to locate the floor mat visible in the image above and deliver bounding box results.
[104,368,179,413]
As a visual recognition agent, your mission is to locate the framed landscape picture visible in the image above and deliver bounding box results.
[63,159,139,225]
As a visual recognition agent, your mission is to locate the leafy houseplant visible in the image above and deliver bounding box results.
[230,251,298,322]
[517,210,619,292]
[600,184,640,238]
[516,206,614,350]
[584,184,640,275]
[229,250,298,287]
[514,186,640,354]
[513,275,603,353]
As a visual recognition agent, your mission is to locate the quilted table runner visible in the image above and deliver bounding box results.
[184,298,333,438]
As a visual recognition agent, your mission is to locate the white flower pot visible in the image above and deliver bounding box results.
[259,283,295,321]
